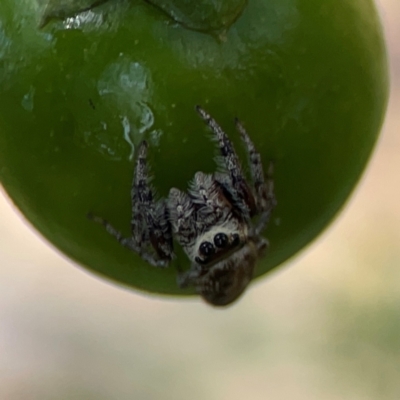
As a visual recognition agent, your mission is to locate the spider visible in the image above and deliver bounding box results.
[89,106,276,306]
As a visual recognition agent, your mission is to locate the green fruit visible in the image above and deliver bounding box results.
[0,0,388,298]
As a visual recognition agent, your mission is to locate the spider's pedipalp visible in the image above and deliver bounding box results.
[189,171,226,229]
[168,187,197,249]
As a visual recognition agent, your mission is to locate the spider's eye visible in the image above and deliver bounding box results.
[214,233,228,248]
[199,241,215,257]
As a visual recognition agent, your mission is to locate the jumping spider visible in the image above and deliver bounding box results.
[89,106,276,306]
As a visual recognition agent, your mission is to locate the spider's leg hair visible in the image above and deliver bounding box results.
[235,118,277,219]
[131,140,174,263]
[196,106,243,186]
[196,105,256,214]
[131,141,150,246]
[88,213,139,251]
[254,161,277,234]
[151,198,174,261]
[213,172,251,222]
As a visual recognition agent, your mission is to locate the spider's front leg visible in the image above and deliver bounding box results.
[196,105,256,219]
[196,105,276,234]
[131,140,174,266]
[89,141,174,268]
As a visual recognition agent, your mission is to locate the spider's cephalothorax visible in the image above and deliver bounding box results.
[89,106,276,306]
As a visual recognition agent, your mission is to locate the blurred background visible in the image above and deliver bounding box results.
[1,1,399,399]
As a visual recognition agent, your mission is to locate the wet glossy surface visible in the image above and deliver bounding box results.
[0,0,388,295]
[40,0,247,32]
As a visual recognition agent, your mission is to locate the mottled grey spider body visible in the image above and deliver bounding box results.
[90,106,276,306]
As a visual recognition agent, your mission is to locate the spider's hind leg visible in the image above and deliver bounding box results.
[88,213,141,253]
[235,119,276,234]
